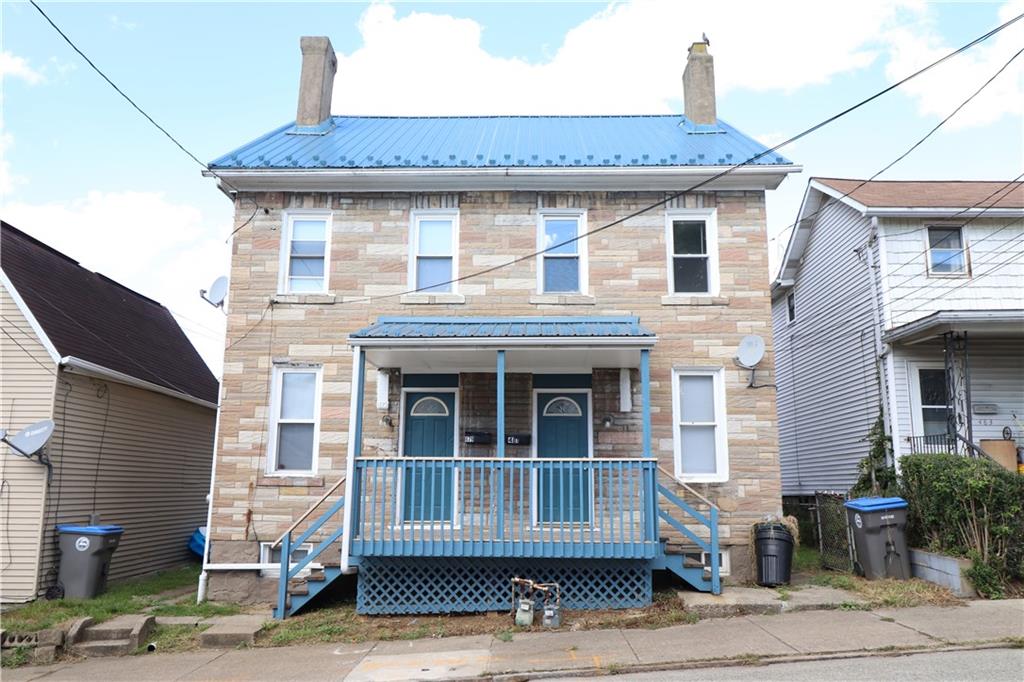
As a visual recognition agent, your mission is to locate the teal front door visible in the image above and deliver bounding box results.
[403,392,455,522]
[536,393,591,523]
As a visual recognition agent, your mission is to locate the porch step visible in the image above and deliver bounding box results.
[274,566,344,619]
[70,616,154,657]
[71,639,135,657]
[653,552,715,594]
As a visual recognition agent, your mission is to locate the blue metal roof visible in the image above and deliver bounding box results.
[350,316,655,339]
[210,116,793,170]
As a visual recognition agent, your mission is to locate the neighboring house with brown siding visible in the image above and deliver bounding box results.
[0,221,218,603]
[201,37,800,617]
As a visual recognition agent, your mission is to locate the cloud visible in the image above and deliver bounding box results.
[3,192,230,374]
[331,1,914,116]
[883,0,1024,130]
[0,124,21,196]
[0,51,45,85]
[109,14,138,31]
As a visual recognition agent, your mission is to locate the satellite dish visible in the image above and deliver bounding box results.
[2,419,55,457]
[736,335,766,369]
[200,276,229,309]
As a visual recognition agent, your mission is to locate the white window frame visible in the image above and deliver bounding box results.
[908,361,947,437]
[278,210,333,294]
[408,209,460,294]
[536,209,588,295]
[671,367,729,483]
[924,225,969,278]
[665,208,720,296]
[266,365,323,477]
[683,549,732,577]
[258,542,316,577]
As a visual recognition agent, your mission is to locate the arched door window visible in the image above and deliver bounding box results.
[543,397,582,417]
[409,396,450,416]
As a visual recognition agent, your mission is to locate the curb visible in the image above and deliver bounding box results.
[484,641,1017,681]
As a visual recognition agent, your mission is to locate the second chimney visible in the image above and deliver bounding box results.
[296,36,337,127]
[683,41,717,126]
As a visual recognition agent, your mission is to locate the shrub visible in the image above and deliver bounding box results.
[899,453,1024,596]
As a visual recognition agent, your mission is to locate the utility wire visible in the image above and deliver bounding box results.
[0,324,58,376]
[773,45,1024,260]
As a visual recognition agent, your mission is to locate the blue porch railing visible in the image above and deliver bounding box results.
[350,456,660,559]
[653,467,720,594]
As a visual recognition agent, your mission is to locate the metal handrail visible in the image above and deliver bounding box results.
[270,475,346,549]
[356,455,659,462]
[656,464,719,511]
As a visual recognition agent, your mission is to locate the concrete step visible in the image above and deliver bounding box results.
[71,639,134,657]
[79,625,133,642]
[199,616,268,649]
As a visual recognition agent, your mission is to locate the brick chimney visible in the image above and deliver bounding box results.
[296,36,337,127]
[683,40,717,126]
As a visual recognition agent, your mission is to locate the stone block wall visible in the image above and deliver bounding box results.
[207,189,781,600]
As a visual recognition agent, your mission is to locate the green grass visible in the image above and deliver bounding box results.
[810,572,858,591]
[0,563,238,633]
[495,629,514,642]
[792,546,823,574]
[0,647,31,668]
[133,624,210,655]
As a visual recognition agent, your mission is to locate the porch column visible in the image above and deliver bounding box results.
[640,349,651,458]
[496,350,506,458]
[340,346,365,573]
[353,349,366,456]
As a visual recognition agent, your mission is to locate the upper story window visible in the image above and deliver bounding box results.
[537,210,588,294]
[671,368,729,482]
[666,209,719,296]
[280,212,331,294]
[927,227,968,276]
[786,292,796,323]
[268,366,322,475]
[410,210,458,293]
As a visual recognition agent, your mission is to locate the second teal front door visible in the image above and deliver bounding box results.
[536,393,591,523]
[403,392,455,522]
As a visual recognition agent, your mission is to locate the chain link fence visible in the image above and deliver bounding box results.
[814,491,854,572]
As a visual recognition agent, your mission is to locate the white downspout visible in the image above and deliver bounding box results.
[340,346,361,574]
[865,218,896,469]
[197,387,223,603]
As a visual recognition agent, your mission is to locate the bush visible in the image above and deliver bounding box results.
[899,453,1024,596]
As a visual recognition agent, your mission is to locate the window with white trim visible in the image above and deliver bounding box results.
[538,211,587,294]
[268,366,321,474]
[927,226,967,275]
[280,213,330,293]
[786,292,796,323]
[671,368,728,482]
[259,542,313,577]
[410,211,458,293]
[666,209,719,295]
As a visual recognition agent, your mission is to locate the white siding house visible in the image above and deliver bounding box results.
[772,178,1024,497]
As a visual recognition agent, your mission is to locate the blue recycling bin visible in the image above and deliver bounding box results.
[844,497,910,580]
[56,524,124,598]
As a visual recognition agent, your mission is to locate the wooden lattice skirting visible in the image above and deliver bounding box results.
[356,557,652,614]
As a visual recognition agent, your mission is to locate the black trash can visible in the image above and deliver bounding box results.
[56,524,124,598]
[844,497,910,580]
[754,522,794,587]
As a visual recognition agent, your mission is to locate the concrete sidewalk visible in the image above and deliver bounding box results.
[7,600,1022,682]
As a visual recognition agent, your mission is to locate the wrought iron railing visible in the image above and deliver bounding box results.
[349,456,660,559]
[907,434,956,455]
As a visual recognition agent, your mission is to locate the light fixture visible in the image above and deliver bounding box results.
[602,415,614,428]
[380,415,394,428]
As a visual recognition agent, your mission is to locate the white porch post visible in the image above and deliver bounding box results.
[497,350,506,458]
[340,345,365,573]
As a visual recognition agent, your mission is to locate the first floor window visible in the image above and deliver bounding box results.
[282,213,330,293]
[412,211,457,293]
[672,368,728,481]
[539,211,586,293]
[917,368,948,436]
[269,367,321,473]
[927,227,967,275]
[667,210,718,295]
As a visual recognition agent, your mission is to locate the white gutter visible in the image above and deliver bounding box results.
[204,164,802,193]
[58,356,218,409]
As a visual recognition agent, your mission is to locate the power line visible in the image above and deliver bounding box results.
[773,45,1024,259]
[0,325,57,377]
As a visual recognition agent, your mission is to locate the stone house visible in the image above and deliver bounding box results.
[201,36,800,617]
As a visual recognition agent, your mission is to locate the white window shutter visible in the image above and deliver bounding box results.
[376,369,389,410]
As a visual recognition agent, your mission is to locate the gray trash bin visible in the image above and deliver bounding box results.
[844,497,910,580]
[56,524,124,598]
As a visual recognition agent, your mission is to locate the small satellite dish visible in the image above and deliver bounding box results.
[2,419,55,457]
[736,335,766,369]
[200,276,229,309]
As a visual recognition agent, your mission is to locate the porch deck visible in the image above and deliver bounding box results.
[349,456,659,559]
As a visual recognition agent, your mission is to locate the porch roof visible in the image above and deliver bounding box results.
[884,309,1024,344]
[350,316,655,346]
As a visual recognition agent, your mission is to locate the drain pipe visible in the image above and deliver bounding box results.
[197,388,224,604]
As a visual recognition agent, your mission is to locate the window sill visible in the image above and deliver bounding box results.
[400,293,466,305]
[258,474,324,487]
[272,293,337,305]
[661,295,729,306]
[529,294,596,306]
